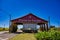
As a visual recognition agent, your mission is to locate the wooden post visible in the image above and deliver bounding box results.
[46,23,48,31]
[44,24,45,31]
[41,24,44,31]
[40,24,42,31]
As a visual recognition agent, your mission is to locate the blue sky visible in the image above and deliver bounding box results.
[0,0,60,28]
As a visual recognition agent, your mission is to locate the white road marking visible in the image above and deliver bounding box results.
[0,38,8,40]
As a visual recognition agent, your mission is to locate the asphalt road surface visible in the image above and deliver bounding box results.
[0,30,22,40]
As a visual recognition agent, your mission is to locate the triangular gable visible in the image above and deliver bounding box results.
[11,13,48,23]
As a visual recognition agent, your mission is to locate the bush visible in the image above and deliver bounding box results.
[35,30,60,40]
[0,28,3,31]
[0,28,9,31]
[5,28,9,31]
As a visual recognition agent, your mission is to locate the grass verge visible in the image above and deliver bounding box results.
[9,33,36,40]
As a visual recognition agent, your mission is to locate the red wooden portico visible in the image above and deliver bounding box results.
[9,13,48,33]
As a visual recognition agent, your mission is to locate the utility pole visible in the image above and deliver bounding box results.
[58,16,60,27]
[48,16,50,28]
[57,20,60,27]
[3,24,5,30]
[9,14,11,28]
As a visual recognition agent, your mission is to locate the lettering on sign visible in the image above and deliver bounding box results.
[19,19,41,22]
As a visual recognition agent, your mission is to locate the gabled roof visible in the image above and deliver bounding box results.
[11,13,48,23]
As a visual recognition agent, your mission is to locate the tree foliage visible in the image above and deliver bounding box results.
[9,23,17,33]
